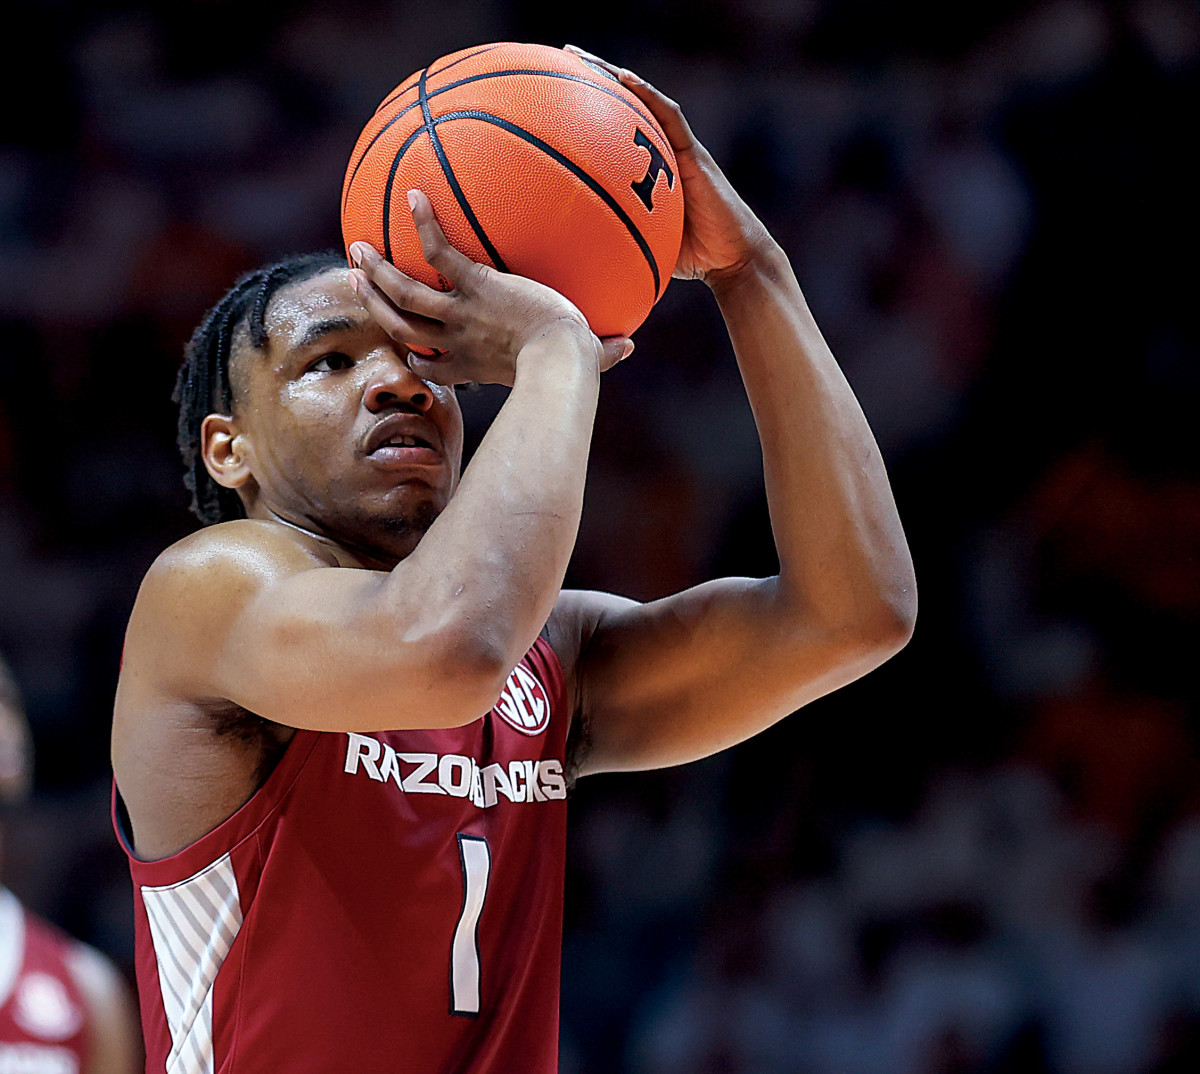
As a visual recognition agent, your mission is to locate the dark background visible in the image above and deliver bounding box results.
[2,1,1199,1071]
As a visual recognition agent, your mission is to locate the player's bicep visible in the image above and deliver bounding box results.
[223,570,505,729]
[123,529,499,732]
[216,566,403,724]
[565,577,889,775]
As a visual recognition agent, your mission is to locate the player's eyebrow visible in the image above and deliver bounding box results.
[290,315,366,352]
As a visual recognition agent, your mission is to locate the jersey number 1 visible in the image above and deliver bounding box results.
[451,834,491,1015]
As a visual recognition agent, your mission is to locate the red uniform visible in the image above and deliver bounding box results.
[0,887,90,1074]
[115,638,569,1074]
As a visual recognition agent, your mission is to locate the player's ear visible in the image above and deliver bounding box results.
[201,413,253,490]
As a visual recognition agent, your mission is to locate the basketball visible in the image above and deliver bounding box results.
[340,42,685,342]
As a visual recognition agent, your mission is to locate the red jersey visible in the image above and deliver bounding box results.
[0,887,90,1074]
[115,638,570,1074]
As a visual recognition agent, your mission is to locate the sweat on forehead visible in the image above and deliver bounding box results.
[261,269,356,340]
[228,266,353,389]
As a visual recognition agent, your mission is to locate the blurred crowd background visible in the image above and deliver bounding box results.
[1,1,1198,1071]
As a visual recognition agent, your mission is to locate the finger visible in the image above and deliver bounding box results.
[349,269,447,351]
[563,43,623,80]
[597,337,634,374]
[349,241,453,321]
[615,70,697,155]
[407,189,478,284]
[564,44,700,162]
[564,46,699,156]
[406,351,475,388]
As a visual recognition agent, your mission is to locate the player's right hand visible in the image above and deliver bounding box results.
[348,191,632,387]
[564,44,774,288]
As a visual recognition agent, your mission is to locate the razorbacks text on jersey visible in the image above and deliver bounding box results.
[0,887,90,1074]
[114,637,569,1074]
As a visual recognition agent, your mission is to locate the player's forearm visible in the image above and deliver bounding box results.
[710,242,916,646]
[402,325,600,669]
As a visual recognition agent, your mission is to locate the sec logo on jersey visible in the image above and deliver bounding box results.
[494,664,549,736]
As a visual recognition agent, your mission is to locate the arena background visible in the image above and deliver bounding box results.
[1,2,1198,1071]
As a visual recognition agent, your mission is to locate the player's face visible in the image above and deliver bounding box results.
[228,268,463,562]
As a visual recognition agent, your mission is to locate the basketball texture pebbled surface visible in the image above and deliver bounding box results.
[341,42,685,340]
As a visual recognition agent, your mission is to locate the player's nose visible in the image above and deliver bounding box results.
[362,349,434,414]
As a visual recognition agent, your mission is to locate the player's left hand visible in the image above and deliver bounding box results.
[564,44,774,286]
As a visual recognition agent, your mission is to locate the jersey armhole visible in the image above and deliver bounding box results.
[111,728,319,884]
[526,634,587,789]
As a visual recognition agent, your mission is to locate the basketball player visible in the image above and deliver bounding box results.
[1,655,142,1074]
[112,51,915,1073]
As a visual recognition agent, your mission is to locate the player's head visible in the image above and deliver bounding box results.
[176,251,345,526]
[175,253,463,562]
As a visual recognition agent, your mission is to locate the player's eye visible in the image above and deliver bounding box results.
[308,352,353,373]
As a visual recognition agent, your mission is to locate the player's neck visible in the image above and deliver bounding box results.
[261,509,405,571]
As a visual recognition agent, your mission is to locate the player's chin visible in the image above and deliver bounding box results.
[375,482,447,527]
[336,492,442,560]
[386,503,441,552]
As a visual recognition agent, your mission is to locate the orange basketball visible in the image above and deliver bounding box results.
[340,42,685,342]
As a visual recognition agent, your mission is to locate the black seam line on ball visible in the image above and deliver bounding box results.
[435,110,661,298]
[419,69,508,273]
[387,64,659,136]
[433,68,662,136]
[343,66,667,217]
[377,44,505,115]
[345,45,504,216]
[577,58,620,84]
[380,125,427,264]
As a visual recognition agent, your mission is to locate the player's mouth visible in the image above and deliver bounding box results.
[363,415,444,469]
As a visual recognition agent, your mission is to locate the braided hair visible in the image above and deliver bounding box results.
[174,250,345,525]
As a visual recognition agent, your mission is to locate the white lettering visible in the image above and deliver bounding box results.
[439,754,473,798]
[379,743,403,787]
[508,760,528,803]
[399,752,444,794]
[538,759,567,799]
[344,733,383,780]
[512,664,546,728]
[345,734,565,809]
[495,686,526,729]
[494,665,549,734]
[481,763,514,807]
[525,759,548,802]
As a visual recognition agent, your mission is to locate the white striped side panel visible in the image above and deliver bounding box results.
[141,854,243,1074]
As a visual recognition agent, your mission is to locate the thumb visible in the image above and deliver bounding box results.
[405,349,459,387]
[598,337,634,373]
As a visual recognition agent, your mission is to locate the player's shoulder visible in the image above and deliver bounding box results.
[119,521,334,703]
[141,519,333,596]
[126,520,336,655]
